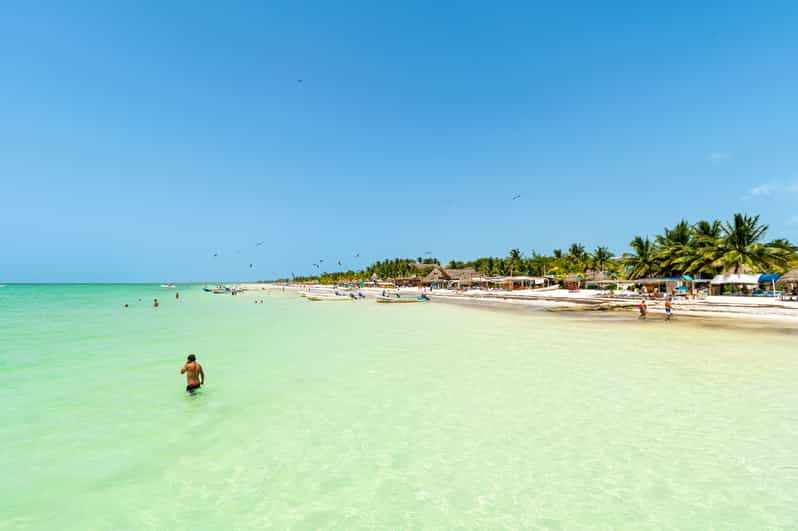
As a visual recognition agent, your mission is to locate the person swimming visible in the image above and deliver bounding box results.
[180,354,205,393]
[153,298,159,308]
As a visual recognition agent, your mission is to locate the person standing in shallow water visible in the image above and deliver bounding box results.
[180,354,205,393]
[153,298,159,308]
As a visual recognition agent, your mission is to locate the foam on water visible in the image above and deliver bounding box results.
[1,284,797,529]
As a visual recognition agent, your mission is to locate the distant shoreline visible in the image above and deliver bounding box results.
[244,283,798,328]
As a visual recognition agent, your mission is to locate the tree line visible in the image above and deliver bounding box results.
[282,213,796,284]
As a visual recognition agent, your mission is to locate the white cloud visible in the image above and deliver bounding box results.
[743,178,798,200]
[749,183,776,197]
[706,152,732,163]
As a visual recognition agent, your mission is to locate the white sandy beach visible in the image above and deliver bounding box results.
[239,283,798,324]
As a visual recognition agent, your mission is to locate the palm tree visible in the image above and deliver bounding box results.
[591,246,613,273]
[625,236,658,279]
[507,248,523,277]
[654,220,692,276]
[672,220,723,277]
[715,213,796,273]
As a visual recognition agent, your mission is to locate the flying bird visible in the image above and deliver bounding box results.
[512,194,521,200]
[337,261,342,266]
[255,241,264,246]
[297,79,303,83]
[212,253,218,257]
[354,253,360,258]
[249,264,254,269]
[319,259,324,263]
[313,263,320,268]
[424,251,432,255]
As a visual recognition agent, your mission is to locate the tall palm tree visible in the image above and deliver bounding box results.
[591,246,613,272]
[625,236,658,279]
[715,214,796,273]
[655,220,692,276]
[673,220,723,276]
[507,248,523,277]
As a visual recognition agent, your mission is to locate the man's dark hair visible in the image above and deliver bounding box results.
[187,354,196,362]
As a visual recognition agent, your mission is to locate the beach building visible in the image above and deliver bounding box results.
[776,269,798,300]
[709,273,761,295]
[422,266,450,288]
[562,274,583,291]
[491,276,549,290]
[393,275,421,288]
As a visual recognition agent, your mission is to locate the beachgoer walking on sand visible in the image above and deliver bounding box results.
[180,354,204,393]
[638,299,647,320]
[664,297,673,321]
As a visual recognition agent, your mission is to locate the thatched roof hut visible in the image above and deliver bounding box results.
[584,271,613,282]
[776,268,798,286]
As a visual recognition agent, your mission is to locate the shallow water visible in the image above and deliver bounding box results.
[1,285,797,529]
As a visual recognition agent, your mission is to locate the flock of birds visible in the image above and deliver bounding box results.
[209,193,522,279]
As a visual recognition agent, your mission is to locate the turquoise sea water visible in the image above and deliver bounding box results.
[1,284,797,529]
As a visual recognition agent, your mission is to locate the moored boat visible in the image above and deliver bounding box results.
[376,295,427,303]
[307,294,352,301]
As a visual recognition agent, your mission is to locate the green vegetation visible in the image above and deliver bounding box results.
[281,213,797,284]
[625,214,796,279]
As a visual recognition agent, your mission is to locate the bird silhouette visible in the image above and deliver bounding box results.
[249,264,254,268]
[512,194,521,200]
[255,241,264,246]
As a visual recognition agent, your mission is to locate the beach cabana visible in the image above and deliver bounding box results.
[444,268,478,289]
[393,275,421,288]
[756,274,781,296]
[422,266,451,289]
[562,274,583,291]
[776,269,798,300]
[631,277,681,297]
[492,276,547,290]
[709,273,760,295]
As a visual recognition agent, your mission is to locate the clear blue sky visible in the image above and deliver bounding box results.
[2,1,797,282]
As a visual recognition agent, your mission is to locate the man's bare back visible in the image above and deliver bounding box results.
[180,354,205,392]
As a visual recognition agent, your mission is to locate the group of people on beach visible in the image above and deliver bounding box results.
[638,297,673,321]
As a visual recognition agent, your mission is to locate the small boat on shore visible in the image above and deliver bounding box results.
[307,294,352,302]
[376,295,429,304]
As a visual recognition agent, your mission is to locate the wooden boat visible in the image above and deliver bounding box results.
[306,294,352,302]
[376,295,427,303]
[203,285,229,294]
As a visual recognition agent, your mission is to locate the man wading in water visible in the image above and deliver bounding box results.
[180,354,205,393]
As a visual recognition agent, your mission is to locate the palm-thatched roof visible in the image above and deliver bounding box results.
[584,271,613,282]
[422,266,450,283]
[777,268,798,285]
